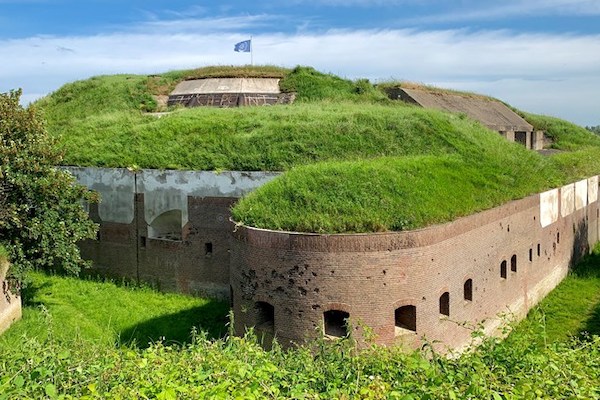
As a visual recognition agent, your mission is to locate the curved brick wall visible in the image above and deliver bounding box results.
[230,178,600,350]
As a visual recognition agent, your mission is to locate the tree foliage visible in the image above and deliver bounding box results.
[0,90,97,286]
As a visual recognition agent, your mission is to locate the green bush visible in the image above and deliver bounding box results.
[0,90,98,286]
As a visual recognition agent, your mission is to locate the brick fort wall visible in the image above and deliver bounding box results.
[230,177,599,350]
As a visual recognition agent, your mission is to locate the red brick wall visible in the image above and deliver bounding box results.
[80,194,236,299]
[230,188,600,350]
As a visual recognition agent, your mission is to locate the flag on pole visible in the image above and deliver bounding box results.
[234,39,251,52]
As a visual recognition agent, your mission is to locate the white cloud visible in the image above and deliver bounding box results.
[1,25,598,125]
[403,0,600,24]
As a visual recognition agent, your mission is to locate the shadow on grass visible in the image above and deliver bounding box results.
[20,280,52,308]
[118,300,230,348]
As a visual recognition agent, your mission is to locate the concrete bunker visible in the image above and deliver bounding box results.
[168,78,295,108]
[385,86,544,150]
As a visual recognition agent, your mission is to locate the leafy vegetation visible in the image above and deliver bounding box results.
[1,256,600,398]
[0,90,97,286]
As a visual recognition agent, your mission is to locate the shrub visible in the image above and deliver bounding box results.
[0,90,98,287]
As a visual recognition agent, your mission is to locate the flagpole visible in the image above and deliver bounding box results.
[250,36,253,66]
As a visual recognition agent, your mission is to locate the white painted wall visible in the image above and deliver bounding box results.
[540,188,559,228]
[63,167,280,225]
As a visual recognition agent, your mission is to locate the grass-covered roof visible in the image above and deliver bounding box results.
[36,65,600,233]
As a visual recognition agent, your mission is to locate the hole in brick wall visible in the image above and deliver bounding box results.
[511,255,517,272]
[205,242,213,256]
[255,302,274,332]
[395,305,417,334]
[529,248,533,262]
[557,232,560,244]
[500,260,507,279]
[324,310,349,337]
[96,231,101,241]
[140,236,147,248]
[537,243,541,257]
[439,292,450,316]
[464,279,473,301]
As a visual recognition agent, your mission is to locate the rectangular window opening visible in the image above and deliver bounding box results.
[529,248,533,262]
[205,242,213,256]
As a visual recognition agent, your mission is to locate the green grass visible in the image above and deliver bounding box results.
[232,151,555,232]
[45,102,499,170]
[1,254,600,398]
[0,271,228,348]
[36,65,600,233]
[513,245,600,344]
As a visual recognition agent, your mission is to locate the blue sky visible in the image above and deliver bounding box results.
[1,0,599,125]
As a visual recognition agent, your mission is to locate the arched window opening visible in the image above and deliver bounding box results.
[511,255,517,272]
[394,305,416,335]
[500,260,507,279]
[148,209,182,241]
[439,292,450,316]
[324,310,349,337]
[464,279,473,301]
[255,301,275,331]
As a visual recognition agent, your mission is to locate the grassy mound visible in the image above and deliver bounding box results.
[35,65,600,233]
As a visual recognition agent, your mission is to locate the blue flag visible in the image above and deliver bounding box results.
[234,39,251,53]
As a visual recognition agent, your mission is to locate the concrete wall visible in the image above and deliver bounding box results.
[0,258,21,335]
[66,167,279,298]
[230,176,600,351]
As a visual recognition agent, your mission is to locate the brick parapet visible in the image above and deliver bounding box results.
[230,179,600,351]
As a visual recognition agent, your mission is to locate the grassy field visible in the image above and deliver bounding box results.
[1,271,228,349]
[1,256,599,398]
